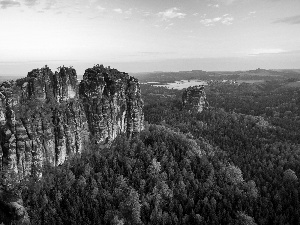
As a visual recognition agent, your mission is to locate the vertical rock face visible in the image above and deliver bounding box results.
[0,64,144,224]
[182,85,209,113]
[0,66,87,183]
[79,64,144,145]
[0,64,144,183]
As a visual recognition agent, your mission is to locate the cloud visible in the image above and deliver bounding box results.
[0,0,20,9]
[89,0,98,4]
[210,0,246,5]
[210,0,237,5]
[24,0,38,6]
[165,23,174,30]
[158,7,186,20]
[222,17,234,25]
[243,11,256,21]
[200,15,234,26]
[96,5,105,12]
[200,18,221,26]
[43,0,57,10]
[249,48,286,55]
[273,15,300,24]
[208,4,220,8]
[221,0,239,4]
[124,8,133,15]
[113,8,122,13]
[142,11,151,17]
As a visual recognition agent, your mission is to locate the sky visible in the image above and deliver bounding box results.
[0,0,300,75]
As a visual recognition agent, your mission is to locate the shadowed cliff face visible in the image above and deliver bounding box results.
[182,85,209,113]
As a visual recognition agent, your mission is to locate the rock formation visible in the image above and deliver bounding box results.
[0,64,144,224]
[0,64,144,182]
[182,85,209,113]
[79,64,144,145]
[0,66,87,183]
[0,65,144,224]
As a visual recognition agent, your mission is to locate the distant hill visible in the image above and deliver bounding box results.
[133,68,300,84]
[273,69,300,73]
[0,75,23,83]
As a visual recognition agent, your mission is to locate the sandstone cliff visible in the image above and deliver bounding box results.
[0,64,144,224]
[182,85,209,113]
[0,66,87,184]
[0,64,144,183]
[79,64,144,145]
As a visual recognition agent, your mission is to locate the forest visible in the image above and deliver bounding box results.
[6,77,300,225]
[143,79,300,225]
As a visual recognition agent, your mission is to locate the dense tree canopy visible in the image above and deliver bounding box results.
[8,79,300,225]
[19,125,258,225]
[143,81,300,225]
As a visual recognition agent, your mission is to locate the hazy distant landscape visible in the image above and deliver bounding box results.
[131,68,300,90]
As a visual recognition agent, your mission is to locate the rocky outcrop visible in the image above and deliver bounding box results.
[182,85,209,113]
[0,64,144,224]
[79,64,144,145]
[0,65,143,182]
[0,66,87,183]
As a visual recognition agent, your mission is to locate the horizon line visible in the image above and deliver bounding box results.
[1,67,300,77]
